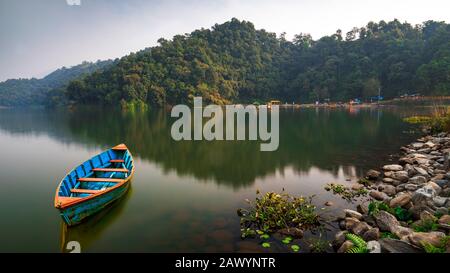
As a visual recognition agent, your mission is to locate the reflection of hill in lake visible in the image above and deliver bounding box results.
[0,107,419,188]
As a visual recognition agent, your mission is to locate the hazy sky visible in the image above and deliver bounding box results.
[1,0,449,81]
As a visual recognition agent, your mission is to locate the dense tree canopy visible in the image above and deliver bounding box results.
[2,18,450,107]
[0,60,113,106]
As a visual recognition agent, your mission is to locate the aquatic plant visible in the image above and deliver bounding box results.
[291,244,300,252]
[238,191,321,238]
[307,238,329,253]
[324,183,368,201]
[345,233,369,253]
[261,242,271,248]
[403,104,450,133]
[358,178,371,186]
[281,236,293,244]
[403,116,432,124]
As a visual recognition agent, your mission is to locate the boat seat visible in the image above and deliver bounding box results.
[71,188,103,194]
[110,159,124,163]
[78,178,125,183]
[112,144,127,151]
[93,168,129,173]
[58,196,82,202]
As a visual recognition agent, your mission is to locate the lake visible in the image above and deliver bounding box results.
[0,106,425,252]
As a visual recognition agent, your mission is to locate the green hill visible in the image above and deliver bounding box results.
[5,18,450,107]
[0,60,113,106]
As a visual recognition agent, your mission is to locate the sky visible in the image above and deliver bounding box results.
[1,0,449,81]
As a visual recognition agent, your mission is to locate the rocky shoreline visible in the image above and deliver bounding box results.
[333,132,450,253]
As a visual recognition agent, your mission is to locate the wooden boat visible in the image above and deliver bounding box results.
[54,144,135,226]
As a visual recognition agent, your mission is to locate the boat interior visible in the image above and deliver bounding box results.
[57,145,133,200]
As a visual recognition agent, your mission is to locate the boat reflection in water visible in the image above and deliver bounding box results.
[60,186,133,253]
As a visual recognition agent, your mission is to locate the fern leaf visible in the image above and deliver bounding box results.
[345,233,367,248]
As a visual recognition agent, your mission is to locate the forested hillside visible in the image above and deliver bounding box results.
[5,18,450,107]
[0,60,113,106]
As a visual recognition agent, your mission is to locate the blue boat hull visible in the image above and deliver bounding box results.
[59,182,130,226]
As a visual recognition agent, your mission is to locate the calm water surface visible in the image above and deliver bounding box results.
[0,106,425,252]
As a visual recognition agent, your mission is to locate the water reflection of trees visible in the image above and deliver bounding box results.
[0,107,419,188]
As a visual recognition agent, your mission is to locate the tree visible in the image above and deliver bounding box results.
[362,78,380,99]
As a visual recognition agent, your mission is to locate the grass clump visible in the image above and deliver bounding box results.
[324,183,368,202]
[380,232,399,239]
[412,218,439,232]
[403,104,450,133]
[237,191,321,238]
[307,237,329,253]
[423,236,450,253]
[368,201,413,222]
[403,116,432,124]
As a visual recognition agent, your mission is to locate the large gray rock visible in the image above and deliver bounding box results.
[389,194,411,208]
[408,231,446,248]
[343,209,363,220]
[409,176,427,185]
[379,238,422,253]
[399,157,414,165]
[367,241,381,253]
[391,171,409,182]
[370,190,388,201]
[404,183,418,191]
[351,222,371,236]
[392,225,414,240]
[337,240,354,253]
[366,169,381,180]
[373,211,399,232]
[419,210,436,222]
[426,181,442,195]
[383,178,402,186]
[362,227,380,241]
[411,142,425,149]
[439,215,450,225]
[344,217,360,230]
[357,201,370,215]
[332,231,347,249]
[380,185,397,196]
[434,180,449,188]
[409,205,435,220]
[414,167,429,176]
[412,185,436,204]
[396,184,406,192]
[424,141,436,148]
[383,164,403,171]
[433,196,447,207]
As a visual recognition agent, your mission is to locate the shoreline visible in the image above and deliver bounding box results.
[332,132,450,253]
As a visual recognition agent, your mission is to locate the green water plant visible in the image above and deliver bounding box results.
[281,236,293,244]
[261,242,271,248]
[324,183,368,201]
[345,233,369,253]
[238,191,321,238]
[358,178,371,186]
[291,244,300,252]
[308,238,329,253]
